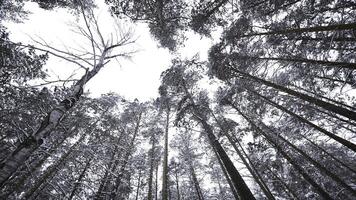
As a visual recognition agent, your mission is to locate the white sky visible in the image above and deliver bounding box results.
[4,0,215,101]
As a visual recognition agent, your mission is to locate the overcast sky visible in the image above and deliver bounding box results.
[4,0,216,101]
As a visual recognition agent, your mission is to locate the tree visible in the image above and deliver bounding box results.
[0,2,135,188]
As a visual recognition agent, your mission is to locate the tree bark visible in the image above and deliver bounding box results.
[247,88,356,152]
[162,107,170,200]
[0,50,109,186]
[68,157,93,200]
[235,55,356,70]
[238,23,356,38]
[229,103,334,199]
[231,68,356,121]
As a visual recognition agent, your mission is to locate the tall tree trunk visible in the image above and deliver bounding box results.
[196,116,256,200]
[1,125,79,198]
[190,164,204,200]
[148,136,156,200]
[235,55,356,70]
[212,144,240,200]
[135,170,142,200]
[155,163,159,200]
[162,107,170,200]
[231,68,356,121]
[246,88,356,152]
[229,100,356,196]
[112,112,142,199]
[22,133,86,199]
[175,168,180,200]
[239,23,356,38]
[223,129,275,200]
[229,103,334,199]
[266,167,300,200]
[182,83,255,200]
[0,50,109,186]
[68,157,93,200]
[94,144,119,200]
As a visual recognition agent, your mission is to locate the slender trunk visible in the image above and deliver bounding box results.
[183,82,255,200]
[94,145,119,200]
[2,126,78,198]
[22,134,86,199]
[68,157,93,200]
[239,23,356,38]
[236,55,356,70]
[162,107,170,200]
[0,50,109,186]
[112,112,142,199]
[231,68,356,121]
[190,165,204,200]
[247,88,356,152]
[155,163,158,200]
[296,130,356,174]
[266,167,300,200]
[175,169,180,200]
[182,83,255,200]
[225,130,275,200]
[230,100,356,196]
[135,170,142,200]
[148,137,155,200]
[230,103,334,199]
[212,145,240,200]
[291,85,355,111]
[198,117,256,199]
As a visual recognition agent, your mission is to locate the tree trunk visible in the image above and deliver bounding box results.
[182,83,255,200]
[0,50,109,186]
[239,23,356,38]
[135,170,142,200]
[22,133,86,199]
[235,55,356,70]
[148,136,156,200]
[162,107,170,200]
[68,157,93,200]
[266,167,300,200]
[112,112,142,199]
[231,68,356,121]
[190,164,204,200]
[224,130,275,200]
[230,103,334,199]
[247,88,356,152]
[94,144,119,200]
[175,168,180,200]
[212,144,240,200]
[230,100,356,196]
[197,117,256,200]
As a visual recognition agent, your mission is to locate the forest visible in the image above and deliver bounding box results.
[0,0,355,199]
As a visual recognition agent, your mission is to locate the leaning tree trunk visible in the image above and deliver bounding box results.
[22,132,86,199]
[68,157,93,200]
[230,103,334,199]
[229,100,356,196]
[197,117,255,199]
[189,164,204,200]
[239,23,356,38]
[224,130,275,200]
[246,88,356,152]
[235,55,356,70]
[0,50,109,187]
[112,112,142,199]
[212,144,240,200]
[182,83,255,200]
[230,68,356,121]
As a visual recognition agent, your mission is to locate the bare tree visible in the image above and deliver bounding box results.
[0,1,136,187]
